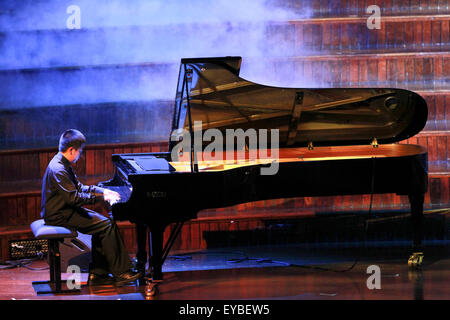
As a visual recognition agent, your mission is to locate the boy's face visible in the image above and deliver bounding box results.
[67,144,84,163]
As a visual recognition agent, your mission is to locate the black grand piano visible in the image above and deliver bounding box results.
[99,56,428,291]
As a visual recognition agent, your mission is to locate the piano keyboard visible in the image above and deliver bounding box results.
[103,185,133,205]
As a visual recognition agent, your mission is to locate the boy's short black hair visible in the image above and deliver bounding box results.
[58,129,86,152]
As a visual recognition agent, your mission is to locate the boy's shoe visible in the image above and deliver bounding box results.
[115,270,143,287]
[87,273,115,286]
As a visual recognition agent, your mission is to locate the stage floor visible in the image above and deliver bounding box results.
[1,243,449,300]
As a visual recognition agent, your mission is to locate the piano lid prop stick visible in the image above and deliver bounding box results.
[184,63,199,173]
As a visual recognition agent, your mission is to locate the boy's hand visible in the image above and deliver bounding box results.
[103,189,121,205]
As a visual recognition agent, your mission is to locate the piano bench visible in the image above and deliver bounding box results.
[30,219,80,295]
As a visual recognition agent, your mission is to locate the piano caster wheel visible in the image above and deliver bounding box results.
[408,252,424,269]
[144,279,162,298]
[145,284,159,298]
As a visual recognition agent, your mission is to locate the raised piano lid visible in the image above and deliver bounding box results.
[170,56,428,148]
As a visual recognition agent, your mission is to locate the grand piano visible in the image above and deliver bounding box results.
[99,56,428,291]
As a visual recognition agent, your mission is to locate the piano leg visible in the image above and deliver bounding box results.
[148,225,164,281]
[408,193,425,268]
[143,222,184,297]
[135,224,148,274]
[143,225,164,298]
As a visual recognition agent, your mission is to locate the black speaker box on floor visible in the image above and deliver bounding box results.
[9,239,48,259]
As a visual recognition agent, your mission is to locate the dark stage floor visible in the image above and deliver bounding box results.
[1,242,449,300]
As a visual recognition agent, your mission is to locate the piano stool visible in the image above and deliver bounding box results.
[30,219,81,294]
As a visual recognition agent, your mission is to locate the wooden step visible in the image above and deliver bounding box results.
[0,98,174,152]
[0,141,167,184]
[3,53,446,93]
[418,91,450,122]
[273,0,450,17]
[266,15,449,56]
[256,53,449,89]
[401,135,449,163]
[422,121,450,133]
